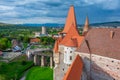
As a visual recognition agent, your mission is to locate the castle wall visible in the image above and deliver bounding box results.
[54,45,76,80]
[64,46,76,64]
[75,52,120,80]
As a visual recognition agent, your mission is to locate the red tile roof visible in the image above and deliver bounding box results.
[53,37,62,53]
[60,24,84,47]
[30,38,40,43]
[53,5,84,52]
[63,54,83,80]
[62,5,77,33]
[77,28,120,60]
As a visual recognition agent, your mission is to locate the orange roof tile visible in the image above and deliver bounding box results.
[76,36,84,47]
[53,40,59,53]
[63,54,83,80]
[53,37,62,53]
[60,24,84,47]
[64,38,77,47]
[30,38,40,43]
[62,5,77,33]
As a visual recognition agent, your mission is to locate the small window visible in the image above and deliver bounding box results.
[70,56,72,60]
[70,51,72,53]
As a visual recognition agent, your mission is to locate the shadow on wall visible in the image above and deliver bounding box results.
[82,57,115,80]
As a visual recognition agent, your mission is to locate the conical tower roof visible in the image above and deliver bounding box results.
[83,16,89,34]
[60,23,80,47]
[62,5,77,33]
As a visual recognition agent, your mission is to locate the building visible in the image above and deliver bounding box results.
[34,32,41,37]
[76,28,120,80]
[34,26,47,37]
[30,38,40,44]
[53,5,84,80]
[53,5,120,80]
[42,26,46,35]
[12,39,22,52]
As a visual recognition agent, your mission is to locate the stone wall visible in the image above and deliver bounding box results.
[54,45,76,80]
[75,52,120,80]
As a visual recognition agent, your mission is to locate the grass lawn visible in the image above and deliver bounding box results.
[0,55,33,80]
[26,67,53,80]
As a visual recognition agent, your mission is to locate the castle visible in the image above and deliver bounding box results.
[53,5,120,80]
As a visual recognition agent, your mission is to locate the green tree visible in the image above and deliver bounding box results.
[0,38,12,50]
[23,36,30,43]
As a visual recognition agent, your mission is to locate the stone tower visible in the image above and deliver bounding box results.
[53,5,84,80]
[42,26,46,34]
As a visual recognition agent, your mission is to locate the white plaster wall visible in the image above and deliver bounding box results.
[63,46,76,64]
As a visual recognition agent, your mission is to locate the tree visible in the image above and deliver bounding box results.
[23,36,30,43]
[40,37,55,45]
[0,38,12,50]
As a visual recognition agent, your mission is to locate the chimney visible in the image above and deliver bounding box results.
[110,31,114,39]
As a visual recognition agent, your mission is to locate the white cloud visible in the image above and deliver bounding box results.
[0,5,15,10]
[0,0,120,24]
[0,17,65,24]
[83,0,120,10]
[0,11,19,17]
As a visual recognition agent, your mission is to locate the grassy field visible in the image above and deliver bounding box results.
[0,55,33,80]
[26,67,53,80]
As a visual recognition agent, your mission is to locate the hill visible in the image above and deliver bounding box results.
[0,21,120,27]
[90,21,120,27]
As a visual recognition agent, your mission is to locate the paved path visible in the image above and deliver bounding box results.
[20,70,29,80]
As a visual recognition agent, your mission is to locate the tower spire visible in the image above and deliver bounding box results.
[83,16,89,35]
[62,5,77,33]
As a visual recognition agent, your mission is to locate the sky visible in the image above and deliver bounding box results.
[0,0,120,24]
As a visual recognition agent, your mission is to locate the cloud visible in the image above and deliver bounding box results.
[0,0,120,24]
[0,5,15,10]
[0,17,65,24]
[83,0,120,10]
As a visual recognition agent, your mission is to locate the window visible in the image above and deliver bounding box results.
[70,56,72,60]
[70,51,72,53]
[63,68,64,71]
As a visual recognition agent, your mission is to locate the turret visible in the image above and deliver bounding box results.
[83,16,89,35]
